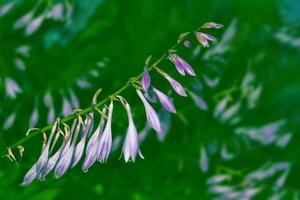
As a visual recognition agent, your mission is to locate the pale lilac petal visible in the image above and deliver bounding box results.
[69,88,80,109]
[196,32,216,48]
[153,87,176,113]
[29,103,39,128]
[120,99,142,162]
[141,67,151,92]
[26,15,44,36]
[14,12,33,29]
[20,164,37,186]
[72,114,93,168]
[165,76,187,97]
[48,3,64,21]
[15,45,31,57]
[183,40,192,48]
[62,97,72,116]
[97,102,113,162]
[47,106,55,124]
[189,91,208,111]
[136,90,161,133]
[200,147,209,173]
[213,96,229,118]
[76,78,92,89]
[5,77,22,99]
[276,133,292,148]
[54,146,74,178]
[14,58,26,70]
[3,110,17,130]
[201,22,224,29]
[168,54,185,76]
[0,2,15,17]
[43,91,53,107]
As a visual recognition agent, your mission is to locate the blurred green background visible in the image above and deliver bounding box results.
[1,0,300,199]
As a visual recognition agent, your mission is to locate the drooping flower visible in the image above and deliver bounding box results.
[35,122,59,176]
[195,32,216,48]
[54,119,81,178]
[20,163,38,186]
[69,88,80,109]
[168,53,196,76]
[97,102,114,162]
[71,113,94,168]
[201,22,224,29]
[14,11,34,29]
[82,108,107,172]
[189,91,208,111]
[3,109,17,130]
[118,96,143,162]
[5,77,22,99]
[183,40,192,48]
[26,15,44,36]
[200,147,209,173]
[29,102,39,128]
[165,76,187,97]
[153,87,176,113]
[141,67,151,92]
[0,2,15,17]
[136,89,161,133]
[62,96,72,116]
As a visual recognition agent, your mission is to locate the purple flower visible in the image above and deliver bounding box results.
[82,108,107,172]
[35,122,58,176]
[5,77,22,99]
[200,147,208,173]
[169,53,196,76]
[195,32,216,48]
[189,91,208,111]
[20,164,38,186]
[165,76,187,97]
[183,40,192,48]
[97,102,114,162]
[54,120,81,178]
[153,87,176,113]
[14,11,33,29]
[136,90,161,133]
[71,113,94,168]
[201,22,224,29]
[0,2,15,17]
[62,97,72,116]
[26,15,44,36]
[119,97,144,162]
[141,67,151,92]
[29,102,39,128]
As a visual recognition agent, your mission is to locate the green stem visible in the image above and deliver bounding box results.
[4,28,200,155]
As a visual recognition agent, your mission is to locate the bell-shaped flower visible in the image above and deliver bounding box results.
[141,67,151,92]
[71,113,94,168]
[195,32,216,48]
[82,108,106,172]
[201,22,224,29]
[153,87,176,113]
[169,53,195,76]
[54,119,81,178]
[97,102,114,162]
[20,163,38,186]
[165,76,187,97]
[5,77,22,99]
[119,96,143,162]
[136,89,161,133]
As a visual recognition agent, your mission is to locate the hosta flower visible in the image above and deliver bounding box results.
[118,96,143,162]
[71,113,94,167]
[54,119,81,178]
[29,102,39,128]
[201,22,224,29]
[5,77,22,99]
[200,147,209,173]
[82,108,107,171]
[0,2,15,17]
[14,11,34,29]
[136,89,161,133]
[169,53,196,76]
[141,67,151,92]
[165,76,187,97]
[195,32,216,48]
[26,15,44,36]
[153,87,176,113]
[21,121,59,185]
[97,102,114,162]
[183,40,192,48]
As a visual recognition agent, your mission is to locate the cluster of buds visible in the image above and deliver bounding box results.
[20,22,223,186]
